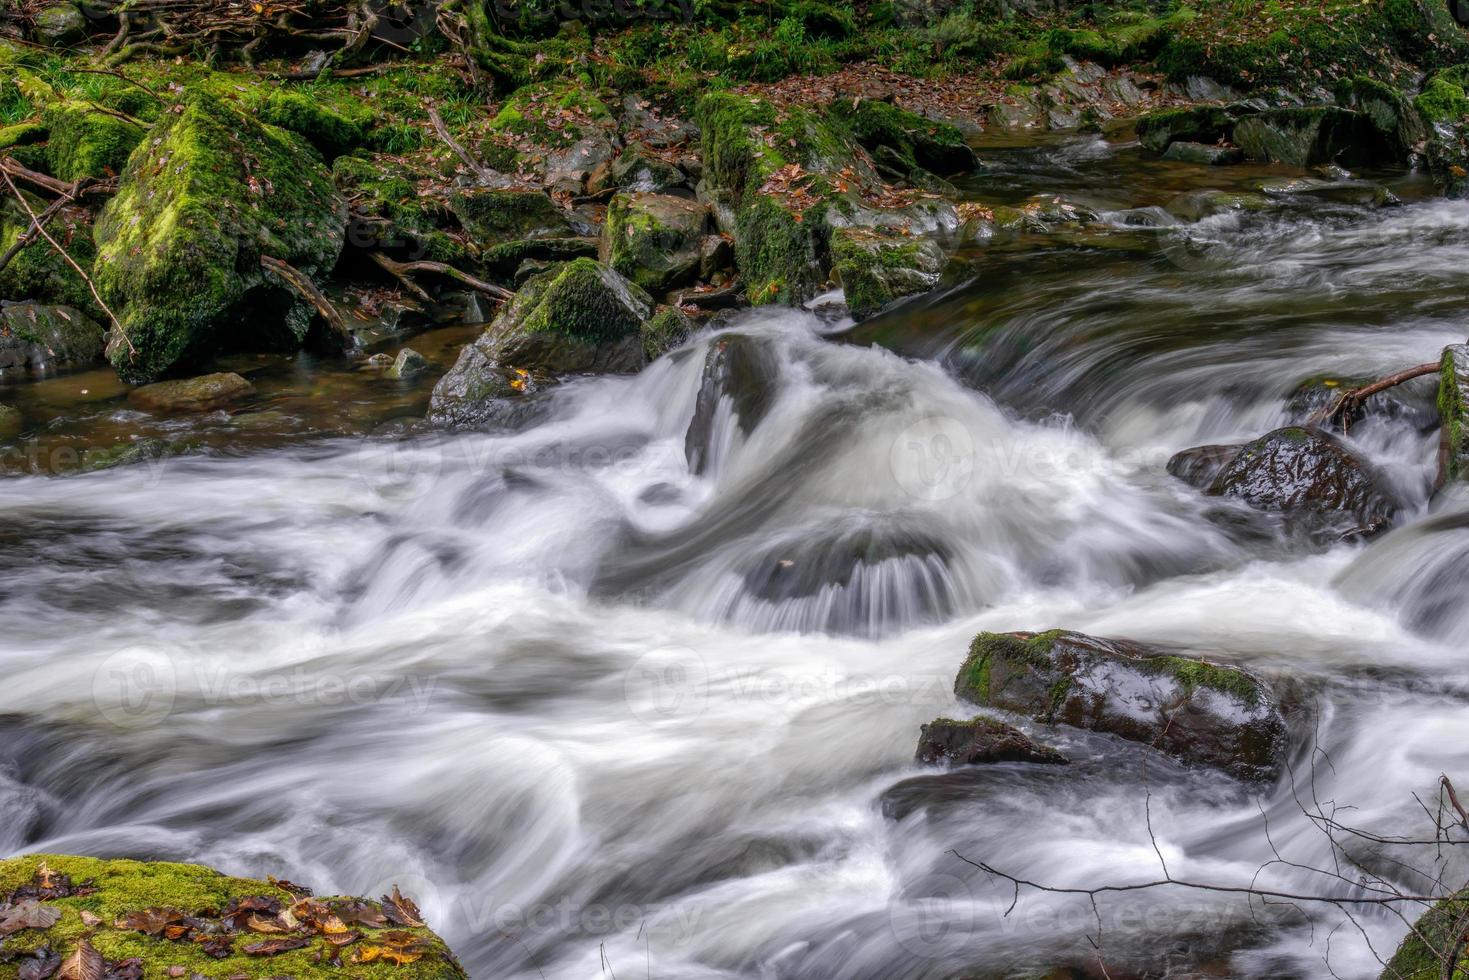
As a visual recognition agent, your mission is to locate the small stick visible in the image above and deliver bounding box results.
[427,103,495,183]
[371,251,513,300]
[1310,362,1440,431]
[261,254,352,344]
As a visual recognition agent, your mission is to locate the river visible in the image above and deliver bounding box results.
[2,133,1468,979]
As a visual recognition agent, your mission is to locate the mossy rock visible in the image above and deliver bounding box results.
[0,854,465,980]
[331,154,465,265]
[0,194,98,314]
[0,122,47,153]
[1440,344,1469,486]
[915,716,1067,766]
[1417,67,1469,123]
[1233,106,1390,167]
[1134,105,1239,154]
[954,630,1289,780]
[603,192,709,294]
[831,227,946,321]
[828,98,976,177]
[258,90,371,161]
[641,304,696,360]
[734,193,828,306]
[31,3,87,47]
[448,188,573,245]
[43,102,146,183]
[93,93,348,383]
[1335,75,1427,155]
[0,302,104,373]
[1381,887,1469,978]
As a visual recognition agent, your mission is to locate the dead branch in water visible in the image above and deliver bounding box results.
[260,254,352,347]
[1310,362,1441,432]
[368,251,513,302]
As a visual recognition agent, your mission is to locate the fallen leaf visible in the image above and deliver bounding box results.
[381,887,424,928]
[58,940,104,980]
[18,949,61,980]
[113,908,184,936]
[0,901,62,937]
[79,911,102,928]
[354,944,424,966]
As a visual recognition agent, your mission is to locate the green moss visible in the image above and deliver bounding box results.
[830,228,944,320]
[93,92,346,382]
[1381,887,1469,978]
[448,188,570,244]
[641,304,696,360]
[828,98,973,176]
[0,122,47,151]
[0,854,464,980]
[1417,74,1469,123]
[517,257,652,343]
[734,194,827,305]
[1135,105,1236,154]
[0,193,97,313]
[43,102,145,182]
[955,630,1068,705]
[1141,656,1264,708]
[257,89,370,160]
[1440,345,1469,485]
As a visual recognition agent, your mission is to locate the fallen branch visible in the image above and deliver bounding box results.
[1,168,130,357]
[260,254,352,346]
[426,103,496,184]
[0,180,83,275]
[1,156,81,197]
[366,251,435,305]
[369,251,513,301]
[1309,362,1441,431]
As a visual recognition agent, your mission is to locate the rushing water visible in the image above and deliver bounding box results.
[3,136,1469,979]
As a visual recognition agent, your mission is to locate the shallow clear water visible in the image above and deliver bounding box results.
[2,135,1468,979]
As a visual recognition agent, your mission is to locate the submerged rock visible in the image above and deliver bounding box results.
[0,403,21,440]
[954,630,1289,781]
[386,347,428,380]
[1233,107,1389,167]
[915,717,1067,766]
[830,228,946,320]
[0,303,104,374]
[1161,141,1244,165]
[1188,426,1399,538]
[1441,344,1469,486]
[0,853,465,979]
[94,94,347,383]
[602,192,710,294]
[129,372,255,413]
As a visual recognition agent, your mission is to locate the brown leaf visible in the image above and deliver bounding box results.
[380,887,424,928]
[332,900,387,929]
[241,936,311,956]
[354,944,424,966]
[193,935,234,959]
[79,911,102,928]
[0,901,62,937]
[18,949,61,980]
[113,908,184,936]
[242,913,288,934]
[58,940,104,980]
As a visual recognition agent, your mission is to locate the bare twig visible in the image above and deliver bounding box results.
[1310,362,1441,431]
[369,251,513,301]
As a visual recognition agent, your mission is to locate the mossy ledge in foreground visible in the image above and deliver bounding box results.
[0,854,465,980]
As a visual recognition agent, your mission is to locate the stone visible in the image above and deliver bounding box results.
[1135,105,1239,154]
[43,102,144,183]
[94,94,347,383]
[610,141,687,193]
[1380,888,1469,979]
[32,3,87,47]
[915,717,1067,766]
[0,403,21,440]
[448,188,573,244]
[386,347,428,380]
[1440,344,1469,486]
[602,192,709,294]
[621,95,699,149]
[829,98,976,176]
[1162,141,1244,165]
[1256,177,1398,207]
[0,303,105,374]
[684,332,779,474]
[544,135,615,194]
[1233,107,1390,167]
[641,305,696,361]
[1335,75,1427,159]
[955,630,1290,781]
[698,234,734,280]
[831,229,946,321]
[128,372,255,413]
[0,194,98,314]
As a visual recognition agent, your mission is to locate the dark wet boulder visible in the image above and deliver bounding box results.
[1441,344,1469,486]
[916,717,1067,766]
[1334,76,1427,159]
[448,188,574,244]
[831,228,946,321]
[829,98,977,176]
[1161,141,1244,165]
[1380,887,1469,979]
[602,192,710,294]
[1233,107,1390,167]
[94,94,347,383]
[128,372,255,413]
[955,630,1289,781]
[641,305,695,360]
[1166,443,1240,490]
[427,346,547,430]
[1135,105,1239,154]
[1194,426,1399,538]
[684,332,780,474]
[1286,373,1438,431]
[0,303,104,374]
[1256,176,1399,208]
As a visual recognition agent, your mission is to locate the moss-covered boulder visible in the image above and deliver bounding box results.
[1233,106,1390,167]
[609,141,687,193]
[94,94,348,383]
[0,854,465,980]
[1336,75,1428,157]
[430,258,654,426]
[1417,67,1469,123]
[0,302,104,374]
[955,630,1289,781]
[603,192,709,294]
[831,228,946,320]
[1135,105,1240,154]
[447,188,574,245]
[0,194,98,314]
[1381,887,1469,978]
[1440,344,1469,486]
[915,716,1067,766]
[31,3,87,47]
[641,304,696,360]
[331,155,465,265]
[257,90,371,161]
[128,372,255,413]
[43,102,145,183]
[1175,426,1399,540]
[828,98,976,177]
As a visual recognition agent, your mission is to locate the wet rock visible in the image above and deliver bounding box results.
[915,717,1067,766]
[1335,76,1427,159]
[602,192,710,294]
[479,236,599,275]
[698,234,734,280]
[543,135,615,194]
[610,141,687,194]
[1179,426,1398,538]
[128,372,255,413]
[1164,189,1271,222]
[449,188,573,243]
[1286,373,1438,431]
[641,305,695,361]
[955,630,1289,781]
[1233,107,1389,167]
[1166,444,1240,489]
[1135,105,1239,154]
[831,229,946,321]
[428,345,544,430]
[32,3,86,47]
[0,404,21,440]
[95,94,347,383]
[1256,177,1398,207]
[78,437,188,473]
[1380,887,1469,979]
[1162,141,1243,165]
[0,303,104,374]
[829,98,977,176]
[684,333,779,474]
[386,347,428,380]
[1440,344,1469,486]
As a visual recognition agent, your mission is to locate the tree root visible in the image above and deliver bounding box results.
[260,255,353,348]
[1309,362,1441,432]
